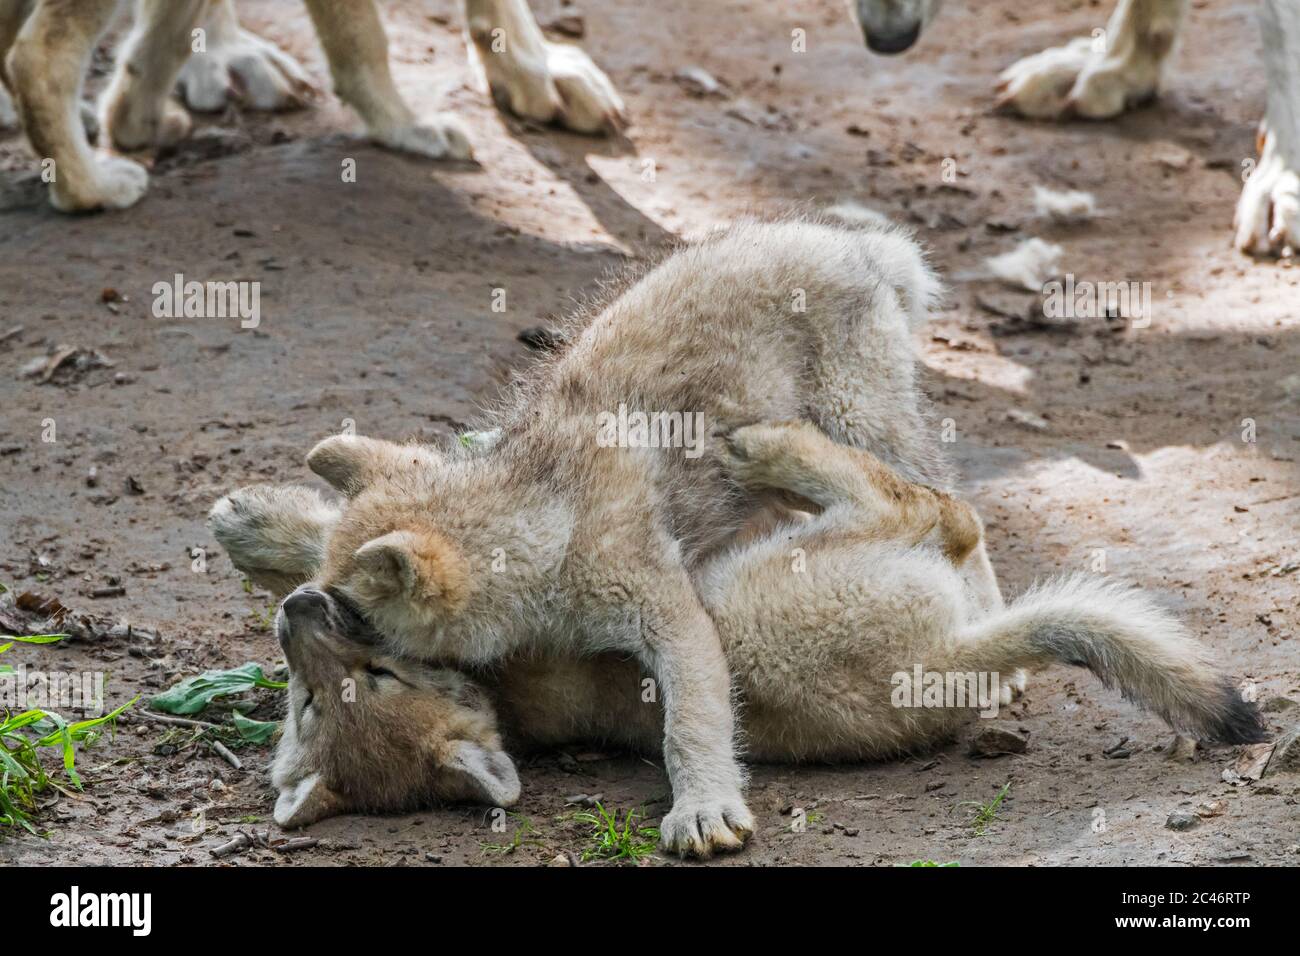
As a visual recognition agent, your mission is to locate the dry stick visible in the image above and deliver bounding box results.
[136,711,223,731]
[210,832,253,859]
[274,838,320,853]
[209,740,243,770]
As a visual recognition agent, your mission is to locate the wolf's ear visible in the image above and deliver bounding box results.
[307,434,442,497]
[448,741,521,806]
[353,529,472,610]
[274,772,344,828]
[209,485,341,597]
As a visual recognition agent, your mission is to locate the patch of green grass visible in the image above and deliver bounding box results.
[569,803,659,863]
[480,813,542,856]
[247,604,276,632]
[0,634,66,675]
[903,859,960,867]
[957,781,1011,837]
[1,636,137,835]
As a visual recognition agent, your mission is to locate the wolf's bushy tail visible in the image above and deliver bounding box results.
[955,574,1267,744]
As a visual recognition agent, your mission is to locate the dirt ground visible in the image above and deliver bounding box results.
[1,0,1297,867]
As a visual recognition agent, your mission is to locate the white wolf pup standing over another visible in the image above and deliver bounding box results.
[218,217,949,858]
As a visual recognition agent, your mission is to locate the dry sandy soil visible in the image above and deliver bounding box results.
[0,0,1297,867]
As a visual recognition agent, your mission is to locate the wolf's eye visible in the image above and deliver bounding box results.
[366,664,398,681]
[302,691,314,710]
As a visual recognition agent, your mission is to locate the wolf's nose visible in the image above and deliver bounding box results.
[278,587,329,650]
[865,21,921,54]
[283,586,329,618]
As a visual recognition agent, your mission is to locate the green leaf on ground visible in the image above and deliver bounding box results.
[150,663,286,715]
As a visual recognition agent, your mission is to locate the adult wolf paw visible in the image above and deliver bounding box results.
[49,154,149,213]
[371,114,474,161]
[178,27,314,112]
[996,36,1161,120]
[659,793,754,859]
[480,38,626,134]
[1234,125,1300,258]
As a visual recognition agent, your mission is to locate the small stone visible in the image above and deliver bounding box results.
[549,853,572,867]
[546,13,585,37]
[1263,725,1300,777]
[969,726,1028,757]
[673,66,729,98]
[1165,810,1199,831]
[1195,799,1226,818]
[1005,408,1049,431]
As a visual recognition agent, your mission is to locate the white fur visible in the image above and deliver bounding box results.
[985,237,1063,291]
[997,0,1187,120]
[1234,0,1300,257]
[178,0,315,113]
[1033,185,1097,224]
[466,0,626,134]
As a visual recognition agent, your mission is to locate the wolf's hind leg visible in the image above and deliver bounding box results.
[996,0,1186,120]
[722,421,980,562]
[103,0,206,152]
[178,0,315,112]
[302,0,471,160]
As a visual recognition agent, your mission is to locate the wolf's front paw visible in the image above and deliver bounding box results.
[659,792,754,859]
[996,36,1161,120]
[371,113,474,161]
[1234,126,1300,258]
[49,154,149,212]
[178,28,314,112]
[479,38,626,134]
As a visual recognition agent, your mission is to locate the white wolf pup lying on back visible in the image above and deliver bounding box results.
[211,424,1267,840]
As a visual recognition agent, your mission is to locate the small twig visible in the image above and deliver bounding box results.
[209,739,243,770]
[136,711,223,731]
[0,325,23,346]
[210,831,253,859]
[272,837,320,853]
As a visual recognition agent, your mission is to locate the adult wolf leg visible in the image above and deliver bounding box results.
[103,0,206,152]
[463,0,625,134]
[6,0,149,210]
[997,0,1187,120]
[0,0,29,127]
[1234,0,1300,257]
[302,0,472,160]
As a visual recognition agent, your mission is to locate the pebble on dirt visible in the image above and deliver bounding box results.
[969,726,1028,757]
[1165,811,1199,831]
[1262,725,1300,777]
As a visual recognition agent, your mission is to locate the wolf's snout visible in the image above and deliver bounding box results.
[278,586,330,649]
[864,22,921,54]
